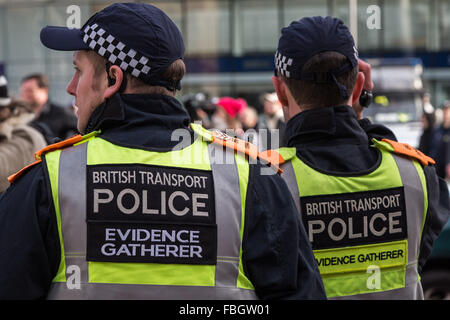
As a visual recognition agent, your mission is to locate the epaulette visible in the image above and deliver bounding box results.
[211,130,283,174]
[190,123,283,174]
[258,147,297,171]
[380,138,435,166]
[8,134,84,183]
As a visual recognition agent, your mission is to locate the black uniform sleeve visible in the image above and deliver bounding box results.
[418,165,450,273]
[242,163,327,300]
[0,164,60,299]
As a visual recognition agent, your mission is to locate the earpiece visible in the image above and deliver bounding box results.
[105,62,127,92]
[359,89,373,108]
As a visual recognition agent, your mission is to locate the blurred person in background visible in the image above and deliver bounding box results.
[430,101,450,180]
[0,75,46,193]
[258,92,286,149]
[423,93,435,115]
[19,73,78,143]
[212,96,246,134]
[181,92,216,129]
[418,109,436,156]
[239,106,260,147]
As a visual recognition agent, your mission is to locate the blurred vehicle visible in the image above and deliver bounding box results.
[363,58,425,148]
[421,216,450,300]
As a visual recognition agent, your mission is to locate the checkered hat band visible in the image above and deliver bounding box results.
[82,23,151,79]
[274,51,293,78]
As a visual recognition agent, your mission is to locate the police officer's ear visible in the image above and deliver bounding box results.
[104,64,125,99]
[271,76,289,107]
[272,76,300,121]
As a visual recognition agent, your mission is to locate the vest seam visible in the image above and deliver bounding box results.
[86,162,212,174]
[295,147,383,177]
[99,131,195,153]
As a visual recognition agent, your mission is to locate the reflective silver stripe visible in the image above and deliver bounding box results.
[47,139,256,300]
[207,143,243,288]
[280,161,300,213]
[48,282,257,300]
[389,154,425,299]
[391,154,425,260]
[58,143,90,290]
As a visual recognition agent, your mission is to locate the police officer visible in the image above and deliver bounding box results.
[268,16,450,299]
[0,3,326,300]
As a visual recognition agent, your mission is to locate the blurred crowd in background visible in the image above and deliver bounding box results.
[0,72,287,193]
[181,90,286,151]
[0,73,78,193]
[3,70,450,195]
[419,95,450,182]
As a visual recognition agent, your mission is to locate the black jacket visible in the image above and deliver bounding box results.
[429,125,450,180]
[0,93,326,300]
[285,105,450,273]
[29,101,78,144]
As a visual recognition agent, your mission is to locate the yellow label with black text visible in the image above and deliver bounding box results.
[314,240,407,275]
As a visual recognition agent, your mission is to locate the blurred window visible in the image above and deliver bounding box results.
[0,8,4,63]
[238,0,278,54]
[356,0,382,51]
[383,0,429,50]
[184,0,230,55]
[331,0,350,26]
[151,1,183,39]
[282,0,327,26]
[3,5,46,98]
[438,0,450,49]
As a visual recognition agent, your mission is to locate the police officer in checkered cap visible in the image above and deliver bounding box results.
[0,3,326,300]
[269,16,450,299]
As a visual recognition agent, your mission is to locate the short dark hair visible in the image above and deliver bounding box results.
[21,73,49,89]
[282,51,358,109]
[92,47,185,96]
[125,59,186,95]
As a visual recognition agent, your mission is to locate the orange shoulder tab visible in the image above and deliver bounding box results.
[35,134,83,160]
[381,138,436,166]
[211,130,283,174]
[258,149,286,168]
[8,159,42,183]
[8,134,84,184]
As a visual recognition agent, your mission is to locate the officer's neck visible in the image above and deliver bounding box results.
[284,95,354,123]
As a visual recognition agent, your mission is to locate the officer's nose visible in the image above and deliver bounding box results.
[66,74,77,97]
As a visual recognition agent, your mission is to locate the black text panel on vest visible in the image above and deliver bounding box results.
[301,187,408,250]
[86,164,217,265]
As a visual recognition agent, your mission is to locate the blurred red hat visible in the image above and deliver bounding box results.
[217,97,247,118]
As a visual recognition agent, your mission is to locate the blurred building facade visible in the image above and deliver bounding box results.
[0,0,450,109]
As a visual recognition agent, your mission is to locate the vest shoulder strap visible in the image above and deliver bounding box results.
[190,123,283,174]
[8,131,100,183]
[7,159,42,184]
[259,147,297,168]
[376,138,435,166]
